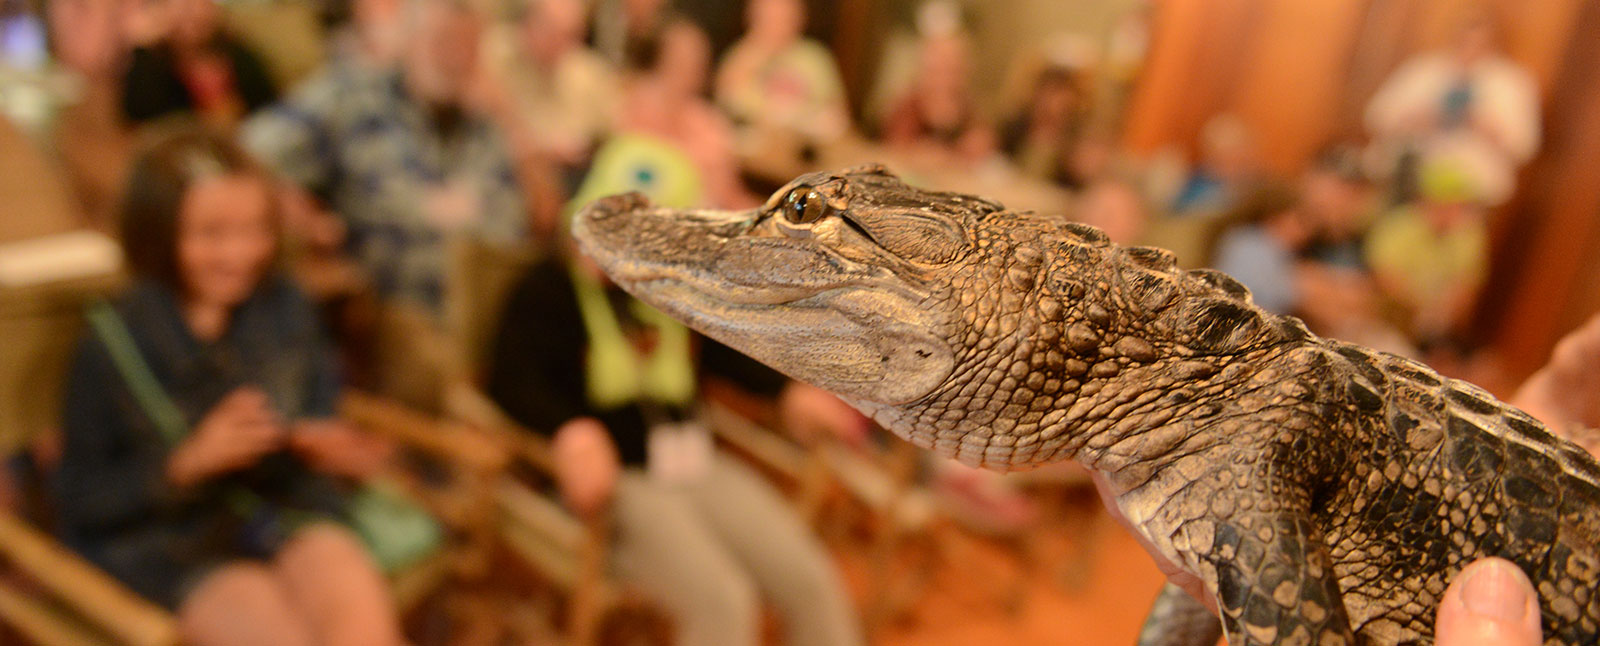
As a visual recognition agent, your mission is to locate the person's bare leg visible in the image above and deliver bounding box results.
[275,522,406,646]
[178,563,316,646]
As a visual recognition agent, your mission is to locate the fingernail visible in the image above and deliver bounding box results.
[1460,559,1530,623]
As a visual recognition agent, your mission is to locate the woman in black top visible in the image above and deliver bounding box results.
[55,129,403,646]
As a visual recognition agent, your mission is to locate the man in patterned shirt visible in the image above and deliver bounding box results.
[242,0,533,404]
[243,0,529,315]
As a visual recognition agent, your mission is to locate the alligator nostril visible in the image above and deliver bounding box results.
[582,192,655,221]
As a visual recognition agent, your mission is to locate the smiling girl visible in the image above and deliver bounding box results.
[54,129,404,646]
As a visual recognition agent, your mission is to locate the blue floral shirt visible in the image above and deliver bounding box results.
[243,64,528,314]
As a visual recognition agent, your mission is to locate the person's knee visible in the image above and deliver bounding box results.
[277,522,377,571]
[787,557,844,603]
[275,523,403,646]
[179,563,310,646]
[689,572,761,635]
[181,563,284,619]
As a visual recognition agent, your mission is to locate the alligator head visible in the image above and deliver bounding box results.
[574,165,1293,469]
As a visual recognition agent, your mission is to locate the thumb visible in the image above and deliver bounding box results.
[1436,558,1542,646]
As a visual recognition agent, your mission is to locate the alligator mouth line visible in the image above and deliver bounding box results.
[628,275,843,309]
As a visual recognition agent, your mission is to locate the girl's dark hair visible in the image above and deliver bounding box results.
[119,127,275,287]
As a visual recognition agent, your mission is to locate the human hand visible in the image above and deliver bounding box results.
[48,0,123,77]
[279,186,346,253]
[778,382,870,446]
[1513,312,1600,442]
[552,418,620,517]
[289,419,393,480]
[166,388,287,487]
[1435,557,1542,646]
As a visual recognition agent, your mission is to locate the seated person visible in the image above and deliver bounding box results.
[1209,184,1312,316]
[490,0,619,177]
[121,0,278,129]
[1000,64,1089,186]
[1299,146,1378,270]
[714,0,849,143]
[486,238,866,646]
[592,0,668,66]
[1171,114,1262,217]
[617,18,758,209]
[53,129,401,646]
[879,26,996,165]
[1291,147,1410,354]
[1364,157,1490,352]
[1074,177,1149,246]
[243,0,532,402]
[45,0,134,228]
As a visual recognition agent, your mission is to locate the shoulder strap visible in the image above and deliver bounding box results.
[85,300,189,446]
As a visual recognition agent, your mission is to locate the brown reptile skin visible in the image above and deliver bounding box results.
[573,165,1600,645]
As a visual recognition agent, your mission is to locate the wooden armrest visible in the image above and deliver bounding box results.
[443,384,557,474]
[701,402,809,482]
[496,478,585,554]
[703,402,936,530]
[495,477,616,644]
[819,444,937,530]
[340,391,510,474]
[0,512,178,646]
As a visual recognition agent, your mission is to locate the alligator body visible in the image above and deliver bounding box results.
[572,165,1600,645]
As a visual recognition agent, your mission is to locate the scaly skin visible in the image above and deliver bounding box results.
[572,165,1600,645]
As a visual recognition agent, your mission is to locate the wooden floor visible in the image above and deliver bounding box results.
[834,495,1169,646]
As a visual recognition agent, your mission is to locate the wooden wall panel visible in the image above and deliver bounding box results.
[1121,0,1598,381]
[1121,0,1261,157]
[1476,0,1600,380]
[1228,0,1369,172]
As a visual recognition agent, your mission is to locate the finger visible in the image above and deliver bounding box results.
[221,387,269,411]
[1435,558,1542,646]
[235,423,289,453]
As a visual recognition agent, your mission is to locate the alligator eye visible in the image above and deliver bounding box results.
[782,186,832,225]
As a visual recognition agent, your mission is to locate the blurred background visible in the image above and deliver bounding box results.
[1,0,1597,645]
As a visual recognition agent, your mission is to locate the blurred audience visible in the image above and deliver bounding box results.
[486,237,866,646]
[1075,177,1148,246]
[242,0,533,404]
[322,0,407,70]
[617,18,757,208]
[715,0,849,143]
[1365,14,1540,206]
[1171,113,1262,217]
[44,0,135,228]
[3,2,1590,643]
[242,0,532,310]
[879,26,996,166]
[1000,64,1089,186]
[593,0,670,65]
[120,0,278,129]
[1364,158,1490,356]
[54,129,401,646]
[488,0,619,179]
[1210,184,1310,315]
